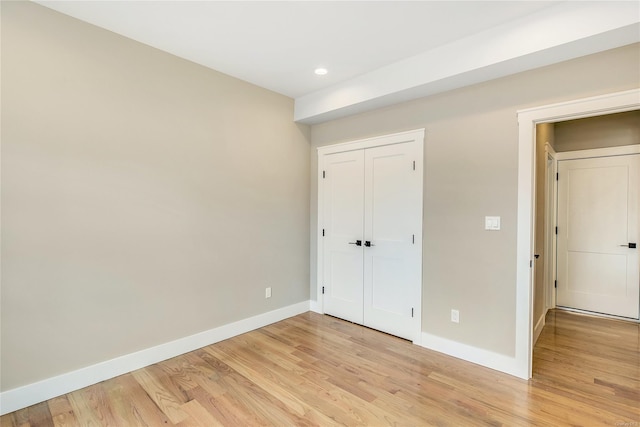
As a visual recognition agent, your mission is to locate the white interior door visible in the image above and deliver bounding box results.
[556,154,639,319]
[363,143,422,340]
[322,150,365,324]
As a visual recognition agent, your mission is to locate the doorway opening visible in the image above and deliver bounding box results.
[533,112,640,344]
[516,88,640,379]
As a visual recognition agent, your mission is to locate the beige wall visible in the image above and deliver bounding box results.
[1,2,310,391]
[310,43,640,356]
[554,110,640,152]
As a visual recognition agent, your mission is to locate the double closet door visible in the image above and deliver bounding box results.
[318,131,423,341]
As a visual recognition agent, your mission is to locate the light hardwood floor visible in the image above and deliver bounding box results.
[2,309,639,426]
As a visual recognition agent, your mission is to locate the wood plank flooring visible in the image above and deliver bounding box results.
[2,309,639,426]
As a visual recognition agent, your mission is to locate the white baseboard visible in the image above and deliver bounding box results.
[0,300,310,415]
[309,299,322,314]
[420,332,526,379]
[533,312,546,346]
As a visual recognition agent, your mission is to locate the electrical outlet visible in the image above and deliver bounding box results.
[451,309,460,323]
[265,287,272,299]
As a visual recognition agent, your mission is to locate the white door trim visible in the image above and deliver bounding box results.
[516,88,640,380]
[556,144,640,160]
[317,128,426,154]
[316,129,425,343]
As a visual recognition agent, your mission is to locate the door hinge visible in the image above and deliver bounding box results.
[322,286,325,294]
[411,308,414,318]
[555,226,558,235]
[322,170,326,179]
[413,160,416,171]
[554,280,557,289]
[556,172,559,181]
[322,229,325,237]
[530,260,533,268]
[412,234,415,244]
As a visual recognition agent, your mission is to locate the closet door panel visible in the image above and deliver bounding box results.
[364,142,421,340]
[322,150,365,324]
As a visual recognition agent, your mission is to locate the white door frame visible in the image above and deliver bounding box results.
[516,88,640,379]
[316,129,425,343]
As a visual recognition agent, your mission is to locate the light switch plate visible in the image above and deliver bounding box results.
[485,216,501,231]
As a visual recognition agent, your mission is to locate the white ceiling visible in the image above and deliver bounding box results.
[35,1,640,124]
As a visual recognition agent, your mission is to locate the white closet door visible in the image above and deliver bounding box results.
[363,142,421,340]
[322,150,365,324]
[556,154,639,319]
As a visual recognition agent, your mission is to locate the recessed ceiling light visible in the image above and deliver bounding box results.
[314,68,328,76]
